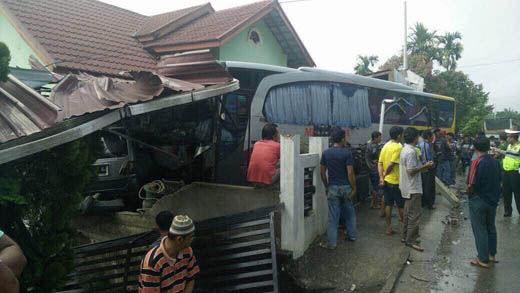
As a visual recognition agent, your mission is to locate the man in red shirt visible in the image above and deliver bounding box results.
[248,123,280,187]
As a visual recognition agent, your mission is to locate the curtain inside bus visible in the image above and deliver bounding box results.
[264,81,372,127]
[332,83,371,127]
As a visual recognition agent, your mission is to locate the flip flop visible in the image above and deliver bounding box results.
[386,230,396,236]
[406,242,424,252]
[371,205,382,209]
[489,256,499,263]
[319,241,336,250]
[470,258,489,268]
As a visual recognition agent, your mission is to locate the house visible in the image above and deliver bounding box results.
[0,0,314,77]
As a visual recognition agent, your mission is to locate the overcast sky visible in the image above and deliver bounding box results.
[101,0,520,111]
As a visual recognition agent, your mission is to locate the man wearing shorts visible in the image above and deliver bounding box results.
[379,126,405,235]
[366,131,382,210]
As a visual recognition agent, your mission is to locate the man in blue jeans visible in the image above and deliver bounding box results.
[467,136,501,268]
[320,126,357,249]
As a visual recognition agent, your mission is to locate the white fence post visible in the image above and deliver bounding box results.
[309,137,329,237]
[280,134,304,258]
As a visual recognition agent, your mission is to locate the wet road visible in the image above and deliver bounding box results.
[432,196,520,292]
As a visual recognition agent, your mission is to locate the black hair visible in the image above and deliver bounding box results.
[422,130,432,139]
[433,128,441,134]
[403,127,420,144]
[509,133,519,141]
[262,123,278,140]
[473,136,490,152]
[389,126,404,140]
[330,126,345,143]
[447,132,454,138]
[499,133,507,141]
[476,131,485,138]
[489,136,495,139]
[371,131,382,140]
[156,211,174,232]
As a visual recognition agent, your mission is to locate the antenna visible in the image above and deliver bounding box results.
[403,1,408,70]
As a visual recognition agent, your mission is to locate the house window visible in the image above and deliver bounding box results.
[248,28,262,45]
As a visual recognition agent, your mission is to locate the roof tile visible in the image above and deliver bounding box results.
[134,4,206,37]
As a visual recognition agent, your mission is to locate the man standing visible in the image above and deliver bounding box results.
[320,127,357,249]
[379,126,405,235]
[467,136,501,268]
[434,130,453,188]
[419,130,437,209]
[447,133,458,186]
[494,130,520,217]
[149,211,174,249]
[400,128,434,251]
[248,123,280,187]
[366,131,382,210]
[139,215,199,292]
[460,135,473,175]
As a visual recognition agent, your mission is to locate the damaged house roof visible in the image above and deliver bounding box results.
[0,0,314,76]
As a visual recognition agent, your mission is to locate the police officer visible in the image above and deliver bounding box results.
[494,129,520,217]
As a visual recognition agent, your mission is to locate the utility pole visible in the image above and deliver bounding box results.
[403,1,408,70]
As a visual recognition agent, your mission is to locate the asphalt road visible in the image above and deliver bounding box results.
[395,177,520,293]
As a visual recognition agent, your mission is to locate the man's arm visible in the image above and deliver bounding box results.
[0,234,27,277]
[407,161,433,176]
[347,165,356,201]
[378,162,385,186]
[320,165,329,195]
[0,262,19,293]
[185,280,195,293]
[138,259,161,292]
[384,162,396,178]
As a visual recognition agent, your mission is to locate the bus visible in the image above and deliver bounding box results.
[216,62,456,185]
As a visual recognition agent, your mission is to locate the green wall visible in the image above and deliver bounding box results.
[0,13,43,69]
[218,18,287,67]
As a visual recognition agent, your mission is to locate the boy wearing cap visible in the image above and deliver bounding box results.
[139,215,199,293]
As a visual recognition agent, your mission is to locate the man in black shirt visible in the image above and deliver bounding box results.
[434,130,454,188]
[366,131,382,210]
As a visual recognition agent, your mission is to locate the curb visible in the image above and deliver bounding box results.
[380,249,410,293]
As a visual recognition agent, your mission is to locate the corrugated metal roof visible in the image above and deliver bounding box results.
[0,74,61,143]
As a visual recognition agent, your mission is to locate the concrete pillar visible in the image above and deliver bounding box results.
[280,134,304,258]
[309,137,329,238]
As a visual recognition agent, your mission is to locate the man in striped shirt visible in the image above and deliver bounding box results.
[139,215,199,292]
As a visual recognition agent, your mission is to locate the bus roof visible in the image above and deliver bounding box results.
[222,62,455,102]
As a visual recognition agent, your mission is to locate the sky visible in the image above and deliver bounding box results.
[101,0,520,112]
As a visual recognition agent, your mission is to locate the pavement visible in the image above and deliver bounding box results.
[284,175,520,292]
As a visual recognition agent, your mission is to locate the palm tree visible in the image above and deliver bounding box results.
[354,55,379,75]
[437,32,463,71]
[408,23,438,63]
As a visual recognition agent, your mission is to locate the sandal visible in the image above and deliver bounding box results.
[470,258,489,268]
[319,241,336,250]
[406,242,424,252]
[371,205,382,209]
[489,255,499,263]
[386,229,396,236]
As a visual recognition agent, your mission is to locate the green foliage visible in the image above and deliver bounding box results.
[437,32,463,71]
[0,133,102,291]
[354,55,379,75]
[495,108,520,126]
[408,22,439,63]
[0,42,11,82]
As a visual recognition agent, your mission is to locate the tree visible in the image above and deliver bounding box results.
[354,55,379,75]
[0,42,10,82]
[379,54,433,78]
[408,22,438,63]
[437,32,463,71]
[426,70,493,134]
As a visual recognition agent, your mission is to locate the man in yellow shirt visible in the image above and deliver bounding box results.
[379,126,405,235]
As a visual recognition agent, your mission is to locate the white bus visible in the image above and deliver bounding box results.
[217,62,456,185]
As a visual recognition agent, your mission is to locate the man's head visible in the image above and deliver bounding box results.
[155,211,174,235]
[371,131,382,143]
[422,130,433,141]
[262,123,279,141]
[476,131,485,138]
[433,128,441,136]
[499,133,507,143]
[330,126,346,146]
[167,215,195,249]
[463,135,470,142]
[473,136,490,154]
[403,127,420,145]
[489,136,495,141]
[507,133,519,144]
[389,126,404,142]
[438,129,446,137]
[447,132,454,141]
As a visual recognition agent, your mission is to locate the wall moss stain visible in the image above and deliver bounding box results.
[0,13,43,69]
[218,18,287,67]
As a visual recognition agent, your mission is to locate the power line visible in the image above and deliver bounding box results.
[279,0,314,4]
[458,58,520,69]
